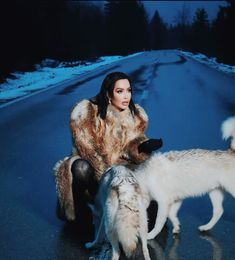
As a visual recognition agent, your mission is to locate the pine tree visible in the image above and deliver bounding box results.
[149,10,167,50]
[105,0,149,55]
[173,4,192,50]
[212,0,235,64]
[191,8,211,54]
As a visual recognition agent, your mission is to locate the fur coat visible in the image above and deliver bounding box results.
[54,99,150,221]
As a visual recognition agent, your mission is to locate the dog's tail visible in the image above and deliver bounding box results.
[116,185,141,258]
[221,116,235,151]
[108,175,141,258]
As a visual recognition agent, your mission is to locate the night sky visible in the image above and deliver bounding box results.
[142,1,228,24]
[94,1,228,25]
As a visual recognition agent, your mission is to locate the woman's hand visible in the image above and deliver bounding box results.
[138,138,163,154]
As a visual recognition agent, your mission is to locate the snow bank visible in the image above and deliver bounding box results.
[180,50,235,75]
[0,52,143,102]
[1,50,235,106]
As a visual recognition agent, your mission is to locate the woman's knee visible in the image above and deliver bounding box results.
[71,159,99,199]
[71,159,95,186]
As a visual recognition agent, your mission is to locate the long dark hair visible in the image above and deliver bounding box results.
[90,72,138,119]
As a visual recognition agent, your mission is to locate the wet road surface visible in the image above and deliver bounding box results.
[0,50,235,259]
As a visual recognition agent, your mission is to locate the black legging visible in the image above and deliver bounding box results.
[71,158,98,199]
[56,159,98,223]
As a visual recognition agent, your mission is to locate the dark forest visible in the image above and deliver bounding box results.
[0,0,234,81]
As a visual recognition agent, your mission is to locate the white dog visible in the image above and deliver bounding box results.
[85,166,151,260]
[86,116,235,257]
[135,116,235,240]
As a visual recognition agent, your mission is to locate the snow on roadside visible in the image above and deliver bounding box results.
[180,50,235,75]
[0,52,143,102]
[1,50,235,105]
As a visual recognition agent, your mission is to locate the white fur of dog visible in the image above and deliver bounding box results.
[136,116,235,239]
[85,166,151,260]
[85,116,235,256]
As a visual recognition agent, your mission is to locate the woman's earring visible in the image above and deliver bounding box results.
[109,99,111,104]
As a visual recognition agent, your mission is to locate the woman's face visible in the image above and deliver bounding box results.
[110,79,132,111]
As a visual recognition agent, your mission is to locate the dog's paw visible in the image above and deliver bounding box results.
[172,225,180,234]
[85,242,94,249]
[198,225,210,232]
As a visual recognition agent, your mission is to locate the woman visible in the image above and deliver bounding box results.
[54,72,162,223]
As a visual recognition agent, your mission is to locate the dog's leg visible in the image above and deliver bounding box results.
[147,200,169,240]
[199,189,224,231]
[168,201,182,234]
[142,239,151,260]
[85,214,105,249]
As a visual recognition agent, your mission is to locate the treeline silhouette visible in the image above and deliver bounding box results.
[0,0,234,81]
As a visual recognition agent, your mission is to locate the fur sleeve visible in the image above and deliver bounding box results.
[122,104,150,163]
[70,100,106,178]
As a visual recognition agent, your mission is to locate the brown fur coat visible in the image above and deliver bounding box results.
[54,99,150,221]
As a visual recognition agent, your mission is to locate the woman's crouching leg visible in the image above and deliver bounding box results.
[54,156,98,224]
[71,159,98,202]
[70,159,98,226]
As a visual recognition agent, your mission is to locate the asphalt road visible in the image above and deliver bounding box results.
[1,50,235,259]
